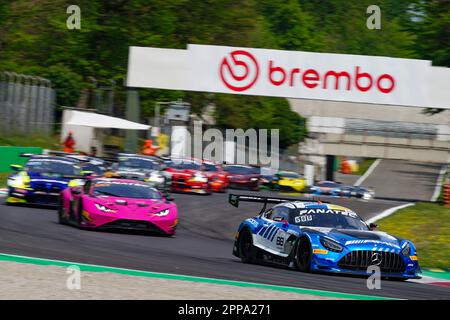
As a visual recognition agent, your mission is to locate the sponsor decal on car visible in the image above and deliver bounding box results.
[345,239,401,249]
[313,249,329,254]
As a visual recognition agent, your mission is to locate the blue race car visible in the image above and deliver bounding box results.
[6,154,84,206]
[230,194,420,280]
[308,181,341,196]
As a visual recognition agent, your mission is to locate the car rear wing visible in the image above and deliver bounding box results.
[228,193,329,213]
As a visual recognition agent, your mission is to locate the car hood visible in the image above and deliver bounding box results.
[116,168,159,175]
[166,168,199,175]
[280,177,304,183]
[227,173,259,180]
[301,227,401,249]
[27,172,71,186]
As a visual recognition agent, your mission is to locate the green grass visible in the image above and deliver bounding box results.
[0,134,61,150]
[377,202,450,269]
[355,158,376,176]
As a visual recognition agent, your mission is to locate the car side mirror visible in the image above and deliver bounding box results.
[72,188,82,195]
[369,223,378,231]
[10,164,23,171]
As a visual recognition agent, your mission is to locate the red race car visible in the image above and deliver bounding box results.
[164,157,211,195]
[223,164,261,191]
[201,160,229,192]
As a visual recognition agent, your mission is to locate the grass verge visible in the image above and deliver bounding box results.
[377,202,450,269]
[355,158,376,176]
[0,134,61,150]
[0,173,8,188]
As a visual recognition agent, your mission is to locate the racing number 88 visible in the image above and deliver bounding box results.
[276,237,284,246]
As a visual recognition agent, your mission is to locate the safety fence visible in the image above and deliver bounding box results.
[0,72,56,136]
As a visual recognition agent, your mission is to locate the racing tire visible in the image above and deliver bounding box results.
[77,200,84,226]
[294,237,312,272]
[238,228,256,264]
[385,277,408,282]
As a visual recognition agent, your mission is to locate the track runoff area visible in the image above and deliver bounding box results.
[0,188,449,300]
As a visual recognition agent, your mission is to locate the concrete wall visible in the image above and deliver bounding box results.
[290,99,450,124]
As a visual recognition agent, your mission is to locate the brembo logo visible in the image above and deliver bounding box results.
[219,50,259,91]
[219,50,395,94]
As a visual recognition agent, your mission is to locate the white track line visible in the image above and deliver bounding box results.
[431,165,448,202]
[354,159,381,186]
[366,202,414,224]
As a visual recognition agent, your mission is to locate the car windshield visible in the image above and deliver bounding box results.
[317,182,339,187]
[25,159,80,176]
[291,208,368,230]
[224,166,255,174]
[118,157,160,171]
[279,172,300,178]
[93,181,162,199]
[168,160,201,170]
[80,163,105,176]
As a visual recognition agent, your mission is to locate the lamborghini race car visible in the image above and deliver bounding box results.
[6,155,84,206]
[164,157,211,194]
[59,178,178,235]
[107,154,171,192]
[230,194,420,279]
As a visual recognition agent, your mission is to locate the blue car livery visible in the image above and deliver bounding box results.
[6,155,83,206]
[230,194,420,280]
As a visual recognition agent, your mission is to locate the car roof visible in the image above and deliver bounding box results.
[272,201,362,219]
[27,155,79,163]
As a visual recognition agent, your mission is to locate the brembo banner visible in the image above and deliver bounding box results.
[127,44,447,108]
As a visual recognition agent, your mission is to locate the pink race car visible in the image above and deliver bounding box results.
[58,178,178,235]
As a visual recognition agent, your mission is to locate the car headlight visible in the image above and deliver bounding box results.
[320,237,343,252]
[8,173,30,188]
[250,177,258,181]
[69,179,85,187]
[154,209,170,216]
[148,172,164,182]
[401,242,411,256]
[95,203,116,213]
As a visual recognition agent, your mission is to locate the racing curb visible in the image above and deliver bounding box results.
[0,188,7,196]
[0,253,395,300]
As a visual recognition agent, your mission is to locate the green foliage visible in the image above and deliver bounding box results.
[214,95,306,148]
[0,134,61,150]
[42,64,83,107]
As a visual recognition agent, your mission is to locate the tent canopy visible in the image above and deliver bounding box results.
[65,110,150,130]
